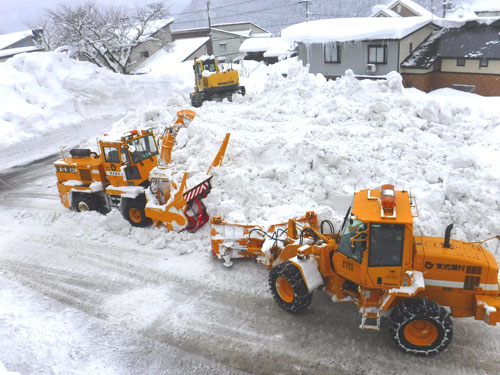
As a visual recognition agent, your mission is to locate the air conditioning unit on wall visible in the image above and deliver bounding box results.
[366,64,377,73]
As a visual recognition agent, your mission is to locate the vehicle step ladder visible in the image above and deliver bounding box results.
[359,306,381,331]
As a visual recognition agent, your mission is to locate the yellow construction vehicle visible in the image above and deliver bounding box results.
[190,56,245,107]
[210,184,500,355]
[54,110,229,232]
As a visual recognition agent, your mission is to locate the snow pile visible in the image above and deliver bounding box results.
[0,52,190,148]
[85,61,500,254]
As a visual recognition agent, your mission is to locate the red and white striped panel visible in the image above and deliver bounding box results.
[183,181,210,202]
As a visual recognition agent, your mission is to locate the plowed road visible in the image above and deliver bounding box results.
[1,159,499,375]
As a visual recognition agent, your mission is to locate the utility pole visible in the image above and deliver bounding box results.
[298,0,313,22]
[206,1,214,55]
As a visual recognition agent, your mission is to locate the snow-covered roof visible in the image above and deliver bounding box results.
[212,28,252,38]
[0,30,33,50]
[385,0,435,18]
[133,37,209,73]
[239,37,291,54]
[371,4,401,17]
[281,17,433,44]
[128,18,174,42]
[402,19,500,68]
[0,45,43,58]
[446,0,500,21]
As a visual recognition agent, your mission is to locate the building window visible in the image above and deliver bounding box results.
[456,58,465,66]
[480,58,488,67]
[141,51,150,58]
[368,46,386,64]
[324,42,340,63]
[219,43,227,53]
[409,43,413,54]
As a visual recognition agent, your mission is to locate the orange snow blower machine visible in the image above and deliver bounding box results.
[55,109,229,232]
[210,184,500,355]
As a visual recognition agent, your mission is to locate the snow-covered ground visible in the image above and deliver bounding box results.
[1,51,500,374]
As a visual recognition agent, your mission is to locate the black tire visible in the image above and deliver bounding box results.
[191,92,203,108]
[71,193,103,213]
[269,262,313,313]
[389,298,453,356]
[120,195,152,227]
[239,86,246,96]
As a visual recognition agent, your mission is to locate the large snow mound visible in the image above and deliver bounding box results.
[87,63,500,254]
[0,52,191,148]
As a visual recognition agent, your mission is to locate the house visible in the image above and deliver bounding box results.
[281,17,438,79]
[239,37,292,64]
[126,18,174,73]
[0,29,44,62]
[371,0,436,18]
[401,19,500,96]
[445,0,500,20]
[172,22,270,62]
[133,37,210,74]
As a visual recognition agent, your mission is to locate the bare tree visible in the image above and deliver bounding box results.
[32,1,171,74]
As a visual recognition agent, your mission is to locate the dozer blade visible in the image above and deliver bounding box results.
[210,212,318,268]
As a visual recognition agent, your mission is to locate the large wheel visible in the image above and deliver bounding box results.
[120,195,152,227]
[71,193,106,213]
[269,262,313,313]
[389,298,453,356]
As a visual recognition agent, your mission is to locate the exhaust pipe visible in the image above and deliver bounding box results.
[443,224,453,248]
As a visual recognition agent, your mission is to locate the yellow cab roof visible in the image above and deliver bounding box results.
[352,188,413,225]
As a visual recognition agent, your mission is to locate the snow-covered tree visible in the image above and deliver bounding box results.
[36,1,171,74]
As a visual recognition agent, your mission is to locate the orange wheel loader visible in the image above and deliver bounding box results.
[210,184,500,355]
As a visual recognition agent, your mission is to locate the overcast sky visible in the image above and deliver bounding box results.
[0,0,191,34]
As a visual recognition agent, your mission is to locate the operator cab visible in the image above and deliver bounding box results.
[333,185,413,289]
[100,129,158,186]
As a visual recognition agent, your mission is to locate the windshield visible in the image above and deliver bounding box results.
[127,135,158,164]
[337,212,367,263]
[203,60,217,72]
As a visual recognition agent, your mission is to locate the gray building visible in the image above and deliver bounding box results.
[173,22,270,62]
[0,29,44,62]
[126,19,174,73]
[282,17,437,79]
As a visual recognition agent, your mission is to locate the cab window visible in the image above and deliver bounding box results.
[337,217,367,263]
[121,145,131,164]
[103,147,120,163]
[369,224,404,267]
[128,135,158,164]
